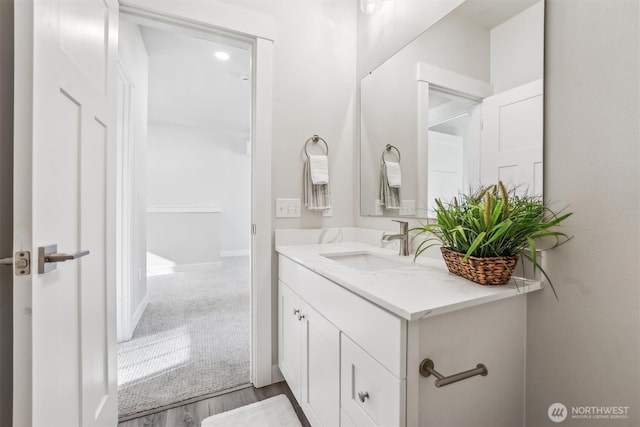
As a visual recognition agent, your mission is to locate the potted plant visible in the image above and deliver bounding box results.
[411,182,572,298]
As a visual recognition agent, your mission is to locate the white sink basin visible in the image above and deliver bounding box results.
[321,252,413,272]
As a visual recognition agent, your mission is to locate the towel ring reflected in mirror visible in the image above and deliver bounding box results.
[382,144,401,162]
[304,134,329,158]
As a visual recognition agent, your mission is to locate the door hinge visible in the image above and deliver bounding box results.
[252,224,257,235]
[0,251,31,276]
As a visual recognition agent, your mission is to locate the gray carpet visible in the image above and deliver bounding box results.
[117,257,251,418]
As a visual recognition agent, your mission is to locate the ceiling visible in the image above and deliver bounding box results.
[138,0,539,140]
[140,25,252,139]
[454,0,541,29]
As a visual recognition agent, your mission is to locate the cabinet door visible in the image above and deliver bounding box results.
[341,334,404,427]
[278,281,302,401]
[300,303,340,427]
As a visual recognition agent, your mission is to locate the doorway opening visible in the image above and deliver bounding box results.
[115,16,253,420]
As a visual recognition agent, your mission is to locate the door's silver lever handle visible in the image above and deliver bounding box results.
[45,250,90,263]
[38,244,90,274]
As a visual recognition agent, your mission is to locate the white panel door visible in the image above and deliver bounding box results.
[480,79,543,195]
[300,302,340,427]
[427,131,464,214]
[278,281,302,401]
[13,0,119,425]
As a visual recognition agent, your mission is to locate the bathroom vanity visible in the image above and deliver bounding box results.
[276,229,543,427]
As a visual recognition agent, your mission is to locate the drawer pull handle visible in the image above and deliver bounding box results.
[357,391,370,403]
[293,308,300,316]
[419,358,488,388]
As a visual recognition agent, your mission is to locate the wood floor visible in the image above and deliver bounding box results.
[118,381,311,427]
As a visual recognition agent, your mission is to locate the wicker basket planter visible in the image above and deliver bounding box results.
[440,247,519,286]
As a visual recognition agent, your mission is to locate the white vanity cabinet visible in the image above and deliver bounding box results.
[279,255,406,427]
[278,282,303,402]
[277,250,533,427]
[278,280,341,427]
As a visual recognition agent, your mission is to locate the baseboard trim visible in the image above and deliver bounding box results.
[146,261,221,276]
[221,249,251,257]
[131,294,148,332]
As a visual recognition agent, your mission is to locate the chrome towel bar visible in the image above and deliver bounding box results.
[419,358,488,387]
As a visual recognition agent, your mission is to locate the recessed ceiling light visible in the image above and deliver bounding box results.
[215,51,230,61]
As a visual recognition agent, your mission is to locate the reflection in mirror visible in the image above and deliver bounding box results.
[360,0,544,218]
[427,88,478,215]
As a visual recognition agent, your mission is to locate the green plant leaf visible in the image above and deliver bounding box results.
[411,181,573,297]
[463,231,486,261]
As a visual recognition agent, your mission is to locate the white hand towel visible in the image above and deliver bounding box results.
[309,155,329,185]
[385,161,402,188]
[304,160,332,210]
[380,162,401,210]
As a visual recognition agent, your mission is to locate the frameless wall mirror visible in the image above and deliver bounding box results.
[360,0,544,218]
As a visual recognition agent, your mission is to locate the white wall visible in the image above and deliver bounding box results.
[526,1,639,426]
[143,23,252,259]
[358,1,640,426]
[0,1,13,424]
[219,0,357,230]
[147,123,251,256]
[118,20,149,334]
[490,1,544,93]
[217,0,358,365]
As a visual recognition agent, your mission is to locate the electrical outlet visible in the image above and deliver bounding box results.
[276,198,301,218]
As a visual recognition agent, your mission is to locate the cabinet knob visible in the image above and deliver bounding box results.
[293,308,300,316]
[298,313,305,321]
[358,391,370,403]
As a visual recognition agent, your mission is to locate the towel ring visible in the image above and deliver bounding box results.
[304,135,329,158]
[382,144,401,162]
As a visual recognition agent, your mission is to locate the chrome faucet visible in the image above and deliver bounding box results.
[382,220,410,256]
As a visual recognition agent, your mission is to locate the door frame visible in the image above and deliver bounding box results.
[416,62,492,217]
[118,0,276,388]
[116,63,135,342]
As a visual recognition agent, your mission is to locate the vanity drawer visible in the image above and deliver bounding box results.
[341,334,405,427]
[279,256,406,377]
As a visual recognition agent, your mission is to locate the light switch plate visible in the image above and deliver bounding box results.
[276,198,301,218]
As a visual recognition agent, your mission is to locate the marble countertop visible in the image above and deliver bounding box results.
[276,241,543,321]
